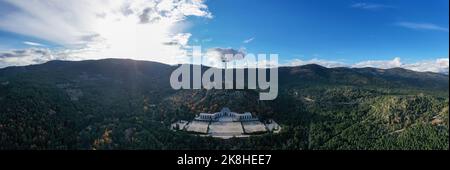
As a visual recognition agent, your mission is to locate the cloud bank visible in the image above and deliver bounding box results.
[0,47,448,74]
[287,57,449,74]
[353,57,402,69]
[0,48,55,68]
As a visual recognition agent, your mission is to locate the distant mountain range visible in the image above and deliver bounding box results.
[0,59,448,150]
[1,58,448,91]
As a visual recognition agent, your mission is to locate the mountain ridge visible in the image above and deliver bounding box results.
[1,58,448,76]
[1,58,447,95]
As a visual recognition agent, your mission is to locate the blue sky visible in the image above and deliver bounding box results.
[0,0,448,72]
[188,0,449,64]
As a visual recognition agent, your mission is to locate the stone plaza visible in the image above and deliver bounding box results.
[172,107,281,139]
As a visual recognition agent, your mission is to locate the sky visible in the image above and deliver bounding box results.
[0,0,448,73]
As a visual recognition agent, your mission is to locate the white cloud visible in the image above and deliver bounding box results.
[0,0,100,46]
[395,22,449,32]
[402,58,449,74]
[243,37,255,44]
[23,41,45,47]
[0,0,212,66]
[350,3,393,10]
[353,57,402,69]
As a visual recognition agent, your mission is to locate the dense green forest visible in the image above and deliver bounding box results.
[0,59,448,150]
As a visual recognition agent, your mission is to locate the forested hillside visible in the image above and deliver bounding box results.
[0,59,448,150]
